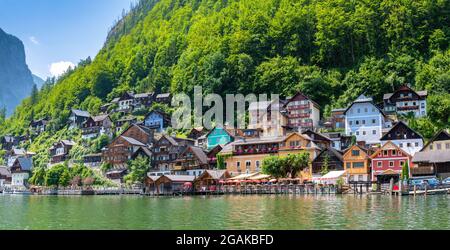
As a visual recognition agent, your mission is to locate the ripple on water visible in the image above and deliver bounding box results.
[0,194,449,230]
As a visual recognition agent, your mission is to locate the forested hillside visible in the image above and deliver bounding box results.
[0,0,449,138]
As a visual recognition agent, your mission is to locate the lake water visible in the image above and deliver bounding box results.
[0,194,449,230]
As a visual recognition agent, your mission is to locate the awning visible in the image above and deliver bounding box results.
[229,173,259,180]
[248,174,271,180]
[313,170,347,181]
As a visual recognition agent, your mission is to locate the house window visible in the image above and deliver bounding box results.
[437,143,442,150]
[364,108,368,113]
[389,161,394,167]
[446,143,450,149]
[352,150,360,156]
[357,109,361,113]
[415,142,419,147]
[377,161,382,167]
[399,143,403,148]
[407,143,411,147]
[346,163,351,169]
[245,161,251,172]
[236,162,241,171]
[353,162,364,168]
[356,121,360,125]
[372,130,377,135]
[356,131,359,136]
[349,121,353,126]
[398,151,402,156]
[430,144,433,150]
[392,150,396,156]
[362,131,366,135]
[400,161,405,167]
[383,150,388,156]
[256,161,261,171]
[362,120,366,125]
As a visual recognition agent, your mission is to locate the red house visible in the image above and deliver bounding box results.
[370,141,412,183]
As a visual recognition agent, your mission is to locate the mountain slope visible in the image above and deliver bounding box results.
[0,28,34,115]
[0,0,449,137]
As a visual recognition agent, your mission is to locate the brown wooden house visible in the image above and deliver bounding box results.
[173,146,209,175]
[102,124,154,167]
[152,135,195,172]
[312,147,344,176]
[49,140,75,164]
[81,114,113,139]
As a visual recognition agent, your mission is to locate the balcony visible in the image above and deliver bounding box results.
[397,105,419,111]
[288,104,310,110]
[234,146,279,155]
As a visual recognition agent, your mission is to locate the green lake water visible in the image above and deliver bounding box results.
[0,194,449,230]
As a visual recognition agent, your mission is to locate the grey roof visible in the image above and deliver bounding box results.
[12,148,26,155]
[16,157,33,171]
[61,140,75,146]
[156,93,171,99]
[134,92,152,98]
[92,114,110,122]
[412,150,450,163]
[188,146,208,165]
[121,136,146,146]
[0,166,11,177]
[383,93,393,100]
[71,109,90,117]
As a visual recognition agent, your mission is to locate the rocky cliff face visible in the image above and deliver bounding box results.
[0,28,34,115]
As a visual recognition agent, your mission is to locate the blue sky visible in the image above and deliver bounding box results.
[0,0,135,79]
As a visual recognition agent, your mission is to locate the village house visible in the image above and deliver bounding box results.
[0,166,11,188]
[323,132,353,151]
[49,140,75,164]
[133,92,154,110]
[283,92,321,131]
[29,118,49,135]
[301,130,332,149]
[187,127,208,141]
[221,132,321,179]
[144,174,195,195]
[412,130,450,178]
[205,126,242,150]
[194,170,231,190]
[248,100,291,138]
[114,116,137,133]
[383,85,427,118]
[344,94,388,145]
[311,148,344,177]
[102,124,154,167]
[330,108,346,130]
[68,109,90,129]
[6,148,35,167]
[83,153,103,168]
[81,114,113,139]
[380,121,424,156]
[173,145,209,176]
[10,157,33,190]
[143,110,171,132]
[154,93,172,104]
[370,141,412,184]
[112,92,135,113]
[152,134,195,173]
[206,145,222,169]
[343,144,373,182]
[0,135,19,151]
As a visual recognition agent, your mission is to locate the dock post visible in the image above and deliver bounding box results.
[413,185,416,196]
[424,185,427,196]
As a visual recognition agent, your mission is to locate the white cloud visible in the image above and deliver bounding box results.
[49,61,75,77]
[29,36,39,45]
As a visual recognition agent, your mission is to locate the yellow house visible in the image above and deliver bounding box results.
[221,132,322,180]
[343,144,373,182]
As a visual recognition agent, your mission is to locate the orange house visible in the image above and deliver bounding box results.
[221,133,322,180]
[343,144,373,182]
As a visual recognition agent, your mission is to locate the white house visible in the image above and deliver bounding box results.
[10,157,33,190]
[383,85,427,118]
[380,121,424,156]
[344,94,388,145]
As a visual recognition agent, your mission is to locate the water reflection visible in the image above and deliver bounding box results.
[0,195,449,230]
